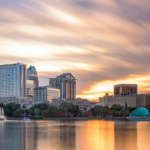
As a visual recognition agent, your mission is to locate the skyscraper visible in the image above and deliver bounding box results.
[27,66,39,88]
[49,73,76,99]
[0,63,27,101]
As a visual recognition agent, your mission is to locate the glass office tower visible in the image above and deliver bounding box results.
[0,63,27,101]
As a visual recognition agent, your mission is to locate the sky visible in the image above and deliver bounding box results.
[1,0,150,101]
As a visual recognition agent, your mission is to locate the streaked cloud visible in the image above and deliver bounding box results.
[0,0,150,101]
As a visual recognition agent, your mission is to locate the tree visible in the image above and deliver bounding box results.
[33,103,50,111]
[59,102,69,117]
[13,108,22,117]
[123,103,129,117]
[22,104,26,110]
[100,108,104,116]
[57,111,64,117]
[34,108,39,116]
[64,107,68,117]
[92,106,103,116]
[128,107,136,113]
[87,110,93,117]
[81,112,87,117]
[83,107,87,111]
[68,104,79,117]
[41,110,44,116]
[52,107,59,117]
[27,109,33,115]
[110,104,124,111]
[22,104,26,116]
[48,107,59,117]
[44,110,49,117]
[0,103,4,108]
[68,112,74,117]
[103,106,110,116]
[4,103,21,116]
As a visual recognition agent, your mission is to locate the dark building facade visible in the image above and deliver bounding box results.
[114,84,137,96]
[49,73,76,99]
[27,66,39,88]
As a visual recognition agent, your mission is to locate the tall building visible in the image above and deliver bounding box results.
[49,73,76,99]
[34,86,60,103]
[27,66,39,88]
[27,80,34,97]
[114,84,137,96]
[0,63,27,101]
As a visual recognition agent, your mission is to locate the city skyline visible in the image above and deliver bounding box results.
[1,0,150,101]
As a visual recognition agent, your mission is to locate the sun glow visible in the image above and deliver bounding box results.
[78,71,150,101]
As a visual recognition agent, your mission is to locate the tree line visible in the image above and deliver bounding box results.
[0,102,138,118]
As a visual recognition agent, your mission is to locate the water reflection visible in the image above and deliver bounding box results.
[0,120,150,150]
[76,120,114,150]
[137,122,150,150]
[114,122,137,150]
[60,121,76,150]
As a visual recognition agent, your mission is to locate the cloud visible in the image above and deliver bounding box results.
[0,0,150,101]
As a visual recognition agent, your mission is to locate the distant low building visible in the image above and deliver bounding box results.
[0,96,33,106]
[64,98,97,111]
[34,86,60,103]
[94,102,105,107]
[99,93,150,108]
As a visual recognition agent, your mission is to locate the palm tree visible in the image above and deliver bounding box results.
[83,108,87,112]
[22,105,26,118]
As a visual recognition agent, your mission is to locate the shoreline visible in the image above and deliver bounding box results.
[4,116,150,121]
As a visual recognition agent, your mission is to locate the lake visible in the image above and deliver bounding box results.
[0,119,150,150]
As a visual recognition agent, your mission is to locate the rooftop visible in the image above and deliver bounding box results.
[0,63,26,67]
[27,65,36,71]
[114,84,137,87]
[48,73,76,79]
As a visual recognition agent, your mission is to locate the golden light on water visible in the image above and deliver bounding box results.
[77,120,114,150]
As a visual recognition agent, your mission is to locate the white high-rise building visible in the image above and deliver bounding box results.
[0,63,27,102]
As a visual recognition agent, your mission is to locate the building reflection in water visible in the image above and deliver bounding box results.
[76,120,114,150]
[0,121,38,150]
[0,121,24,150]
[1,120,150,150]
[60,121,76,150]
[114,122,137,150]
[0,120,76,150]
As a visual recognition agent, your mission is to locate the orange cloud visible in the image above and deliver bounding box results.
[78,70,150,101]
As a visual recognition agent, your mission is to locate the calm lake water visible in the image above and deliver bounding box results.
[0,119,150,150]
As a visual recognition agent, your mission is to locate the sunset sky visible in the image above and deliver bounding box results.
[1,0,150,101]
